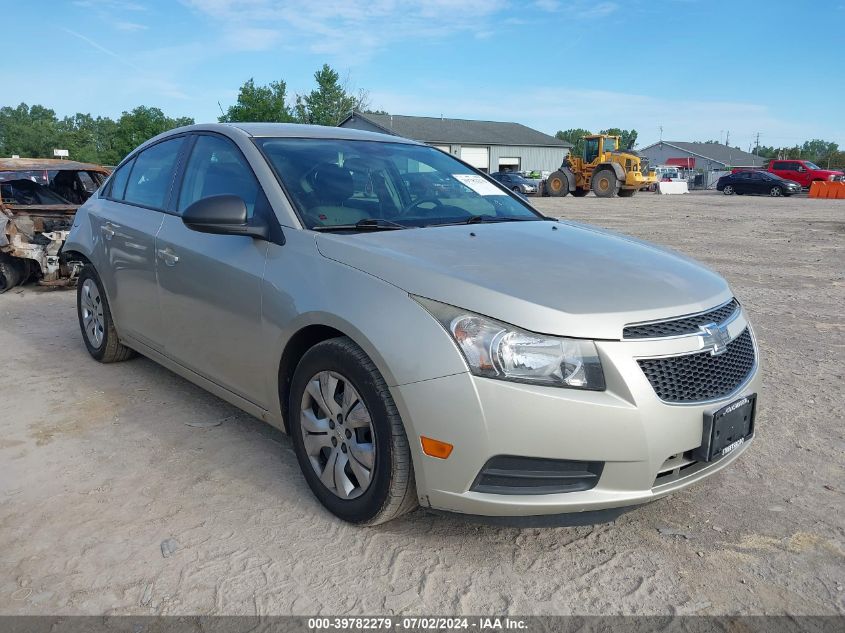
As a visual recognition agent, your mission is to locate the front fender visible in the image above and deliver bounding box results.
[598,162,626,183]
[259,231,470,423]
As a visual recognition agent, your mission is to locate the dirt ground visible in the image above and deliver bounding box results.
[1,191,843,616]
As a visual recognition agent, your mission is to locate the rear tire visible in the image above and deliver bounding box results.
[0,254,24,293]
[289,337,417,525]
[591,169,618,198]
[76,265,136,363]
[545,171,569,197]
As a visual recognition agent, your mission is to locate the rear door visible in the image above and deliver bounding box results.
[93,136,186,351]
[154,133,271,406]
[732,172,751,194]
[770,161,789,181]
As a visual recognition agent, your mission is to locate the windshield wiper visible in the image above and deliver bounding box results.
[312,218,408,232]
[430,215,538,227]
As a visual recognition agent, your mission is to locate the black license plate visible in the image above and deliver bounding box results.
[693,394,756,462]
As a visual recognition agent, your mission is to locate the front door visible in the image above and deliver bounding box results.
[747,171,768,194]
[154,134,271,406]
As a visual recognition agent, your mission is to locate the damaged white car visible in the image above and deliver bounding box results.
[0,158,109,292]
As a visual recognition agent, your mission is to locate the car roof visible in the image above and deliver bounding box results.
[155,122,421,144]
[0,158,110,173]
[125,122,426,165]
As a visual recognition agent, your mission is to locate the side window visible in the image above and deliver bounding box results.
[772,161,786,170]
[124,137,184,209]
[107,158,134,200]
[178,135,260,217]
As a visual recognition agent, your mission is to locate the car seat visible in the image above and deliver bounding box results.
[309,164,368,226]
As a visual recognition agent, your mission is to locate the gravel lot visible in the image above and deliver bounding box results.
[1,191,843,616]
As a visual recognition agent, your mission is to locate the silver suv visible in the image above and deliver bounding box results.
[65,124,761,525]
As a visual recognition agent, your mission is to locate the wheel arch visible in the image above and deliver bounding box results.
[275,316,401,434]
[596,162,626,182]
[62,249,92,265]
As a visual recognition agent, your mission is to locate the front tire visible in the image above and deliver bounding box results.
[0,254,25,293]
[592,169,618,198]
[289,337,417,525]
[722,185,735,195]
[769,186,783,197]
[76,265,136,363]
[545,171,569,197]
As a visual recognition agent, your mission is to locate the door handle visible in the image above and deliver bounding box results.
[156,248,179,266]
[100,223,115,240]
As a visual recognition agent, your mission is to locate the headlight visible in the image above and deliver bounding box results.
[414,297,605,390]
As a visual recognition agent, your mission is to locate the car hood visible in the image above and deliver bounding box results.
[315,220,732,340]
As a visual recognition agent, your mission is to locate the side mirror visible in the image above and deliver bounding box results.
[182,194,269,240]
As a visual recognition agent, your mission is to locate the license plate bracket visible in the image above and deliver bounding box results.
[693,394,756,462]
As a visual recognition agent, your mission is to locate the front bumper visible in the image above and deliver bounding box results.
[392,312,760,518]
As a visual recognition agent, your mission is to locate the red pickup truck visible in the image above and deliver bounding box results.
[766,160,843,188]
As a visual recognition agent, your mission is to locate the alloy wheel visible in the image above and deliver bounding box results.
[770,187,782,197]
[80,278,105,348]
[723,185,734,195]
[299,370,376,500]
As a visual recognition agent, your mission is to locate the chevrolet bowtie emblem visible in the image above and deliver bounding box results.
[699,322,731,356]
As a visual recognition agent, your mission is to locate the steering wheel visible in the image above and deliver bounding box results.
[401,196,443,216]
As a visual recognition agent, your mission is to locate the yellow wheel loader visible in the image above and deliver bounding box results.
[545,134,656,198]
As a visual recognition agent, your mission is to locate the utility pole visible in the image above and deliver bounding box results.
[754,132,760,156]
[725,130,730,146]
[658,125,663,141]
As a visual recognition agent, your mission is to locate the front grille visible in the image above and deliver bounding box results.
[470,455,603,495]
[623,299,739,339]
[638,328,755,403]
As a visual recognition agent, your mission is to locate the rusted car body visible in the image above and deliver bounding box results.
[0,158,110,291]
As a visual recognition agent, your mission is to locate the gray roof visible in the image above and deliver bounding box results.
[339,111,572,148]
[640,141,767,167]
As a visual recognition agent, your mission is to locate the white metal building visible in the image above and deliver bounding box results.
[338,111,572,173]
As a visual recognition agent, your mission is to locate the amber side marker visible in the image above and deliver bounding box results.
[420,436,453,459]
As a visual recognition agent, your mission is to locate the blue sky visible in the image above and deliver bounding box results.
[7,0,845,150]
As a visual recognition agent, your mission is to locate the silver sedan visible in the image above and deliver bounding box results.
[64,123,760,525]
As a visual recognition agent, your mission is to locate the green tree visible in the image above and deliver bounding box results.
[219,78,294,123]
[112,106,193,160]
[801,139,839,166]
[294,64,369,126]
[600,128,638,150]
[0,103,191,164]
[555,128,591,158]
[0,103,61,157]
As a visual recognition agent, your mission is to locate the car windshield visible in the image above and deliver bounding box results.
[803,161,821,170]
[256,138,542,230]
